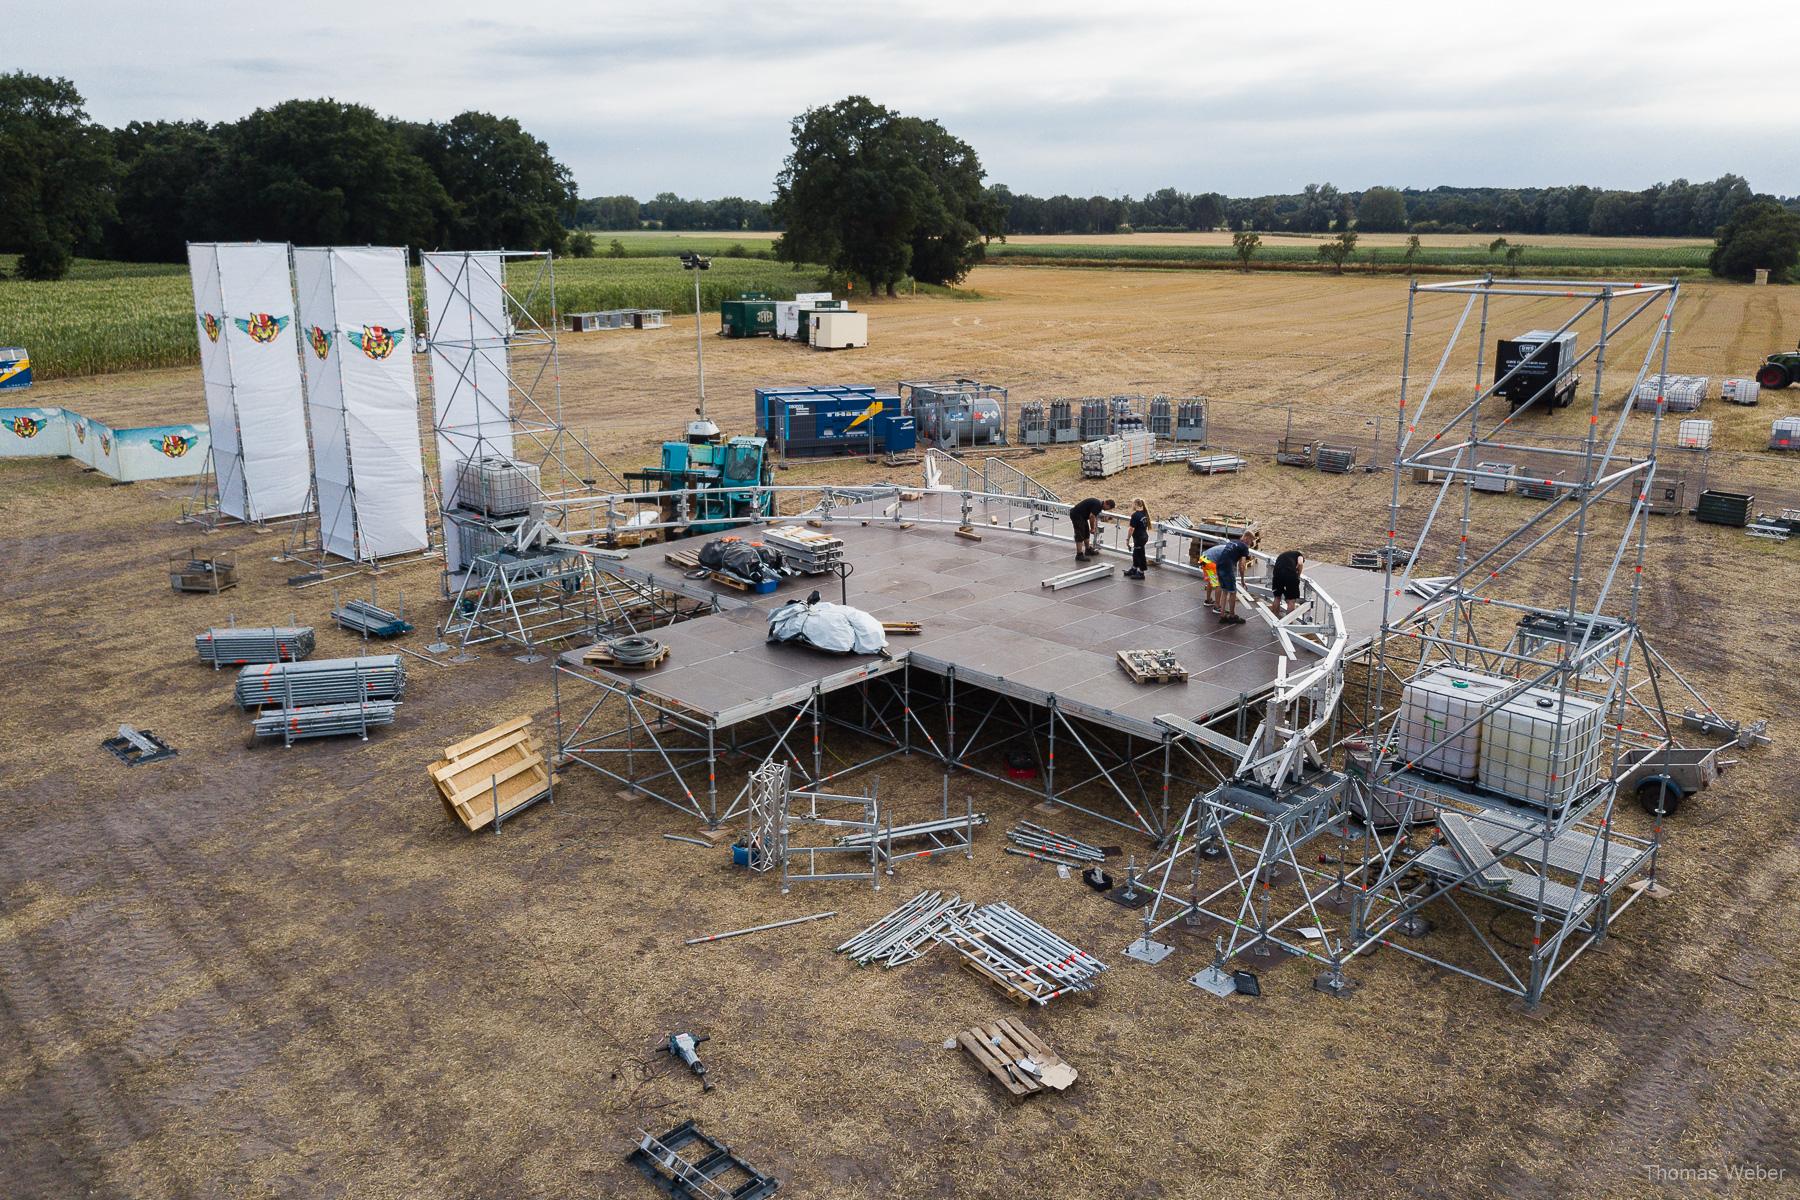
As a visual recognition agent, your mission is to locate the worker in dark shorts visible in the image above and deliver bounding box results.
[1124,498,1151,579]
[1202,531,1255,625]
[1068,496,1115,561]
[1270,549,1305,616]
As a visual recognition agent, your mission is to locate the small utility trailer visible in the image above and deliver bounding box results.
[1617,746,1728,816]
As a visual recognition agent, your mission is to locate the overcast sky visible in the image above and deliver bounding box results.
[24,0,1800,199]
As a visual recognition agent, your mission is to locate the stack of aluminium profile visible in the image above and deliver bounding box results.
[1005,821,1105,865]
[835,890,972,967]
[1080,430,1157,478]
[235,655,406,709]
[330,599,414,638]
[938,902,1107,1005]
[195,626,315,666]
[761,525,845,574]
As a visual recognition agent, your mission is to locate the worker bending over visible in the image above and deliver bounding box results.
[1270,549,1305,616]
[1201,530,1256,625]
[1069,496,1115,562]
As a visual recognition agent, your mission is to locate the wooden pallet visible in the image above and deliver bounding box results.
[1117,649,1188,684]
[957,1018,1077,1097]
[582,642,671,670]
[663,547,703,570]
[708,570,775,593]
[430,716,555,832]
[881,621,923,636]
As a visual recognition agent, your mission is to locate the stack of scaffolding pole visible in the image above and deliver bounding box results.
[330,600,413,638]
[939,902,1107,1005]
[234,656,406,709]
[251,701,398,741]
[834,890,971,967]
[1006,822,1105,864]
[195,627,315,666]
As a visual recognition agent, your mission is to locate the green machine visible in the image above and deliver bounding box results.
[720,292,776,338]
[627,426,774,537]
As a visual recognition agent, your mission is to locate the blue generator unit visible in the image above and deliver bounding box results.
[0,347,30,391]
[755,385,913,461]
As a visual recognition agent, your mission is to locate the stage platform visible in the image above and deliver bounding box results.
[560,515,1387,742]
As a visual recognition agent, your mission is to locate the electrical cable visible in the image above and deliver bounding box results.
[605,635,664,666]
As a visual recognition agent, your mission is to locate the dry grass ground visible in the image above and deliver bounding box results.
[3,267,1798,1199]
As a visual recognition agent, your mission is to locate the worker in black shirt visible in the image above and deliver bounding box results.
[1270,549,1305,616]
[1202,531,1256,625]
[1124,498,1151,579]
[1068,496,1115,561]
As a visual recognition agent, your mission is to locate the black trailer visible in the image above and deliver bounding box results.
[1494,329,1580,411]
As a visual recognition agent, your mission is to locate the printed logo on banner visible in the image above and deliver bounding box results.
[73,419,87,443]
[160,432,196,458]
[308,325,333,359]
[100,431,112,456]
[201,313,223,342]
[235,313,291,344]
[348,324,404,361]
[10,415,44,439]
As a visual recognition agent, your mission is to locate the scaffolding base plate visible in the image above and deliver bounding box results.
[1313,972,1359,999]
[1189,965,1238,997]
[1105,885,1154,910]
[1124,937,1175,964]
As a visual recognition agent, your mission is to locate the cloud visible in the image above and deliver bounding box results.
[18,0,1800,197]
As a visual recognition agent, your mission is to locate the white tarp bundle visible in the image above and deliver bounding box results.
[423,250,514,571]
[766,598,888,655]
[187,242,312,520]
[293,246,429,561]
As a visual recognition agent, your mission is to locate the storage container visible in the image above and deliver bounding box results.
[1397,668,1510,780]
[1721,378,1760,406]
[1695,489,1753,526]
[1675,419,1713,450]
[720,294,776,338]
[1478,687,1605,809]
[1473,461,1516,493]
[809,310,867,350]
[454,455,540,516]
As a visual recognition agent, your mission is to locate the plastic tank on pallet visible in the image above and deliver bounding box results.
[1721,378,1761,406]
[1478,687,1605,809]
[1397,668,1509,780]
[454,456,540,516]
[1771,417,1800,451]
[1675,419,1713,449]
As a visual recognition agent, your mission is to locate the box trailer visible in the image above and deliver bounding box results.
[1494,330,1578,411]
[720,294,776,338]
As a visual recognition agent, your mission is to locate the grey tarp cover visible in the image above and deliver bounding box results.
[766,598,888,655]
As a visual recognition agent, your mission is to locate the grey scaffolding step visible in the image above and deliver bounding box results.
[1437,812,1512,890]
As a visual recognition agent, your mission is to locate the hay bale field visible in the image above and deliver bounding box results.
[3,265,1797,1199]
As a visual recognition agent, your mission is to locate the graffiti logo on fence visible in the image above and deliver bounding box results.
[201,313,222,343]
[160,433,196,458]
[10,415,44,439]
[349,324,403,361]
[235,313,290,344]
[308,325,334,359]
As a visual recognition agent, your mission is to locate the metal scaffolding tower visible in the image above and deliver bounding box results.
[1345,275,1685,1006]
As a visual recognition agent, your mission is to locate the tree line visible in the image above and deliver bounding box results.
[0,73,577,279]
[572,193,775,231]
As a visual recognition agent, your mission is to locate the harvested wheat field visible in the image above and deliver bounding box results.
[4,266,1798,1199]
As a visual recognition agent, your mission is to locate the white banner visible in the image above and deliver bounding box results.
[423,250,514,571]
[294,246,429,561]
[112,422,209,481]
[214,243,312,520]
[188,243,249,519]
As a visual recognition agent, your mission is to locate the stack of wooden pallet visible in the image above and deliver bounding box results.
[430,716,556,833]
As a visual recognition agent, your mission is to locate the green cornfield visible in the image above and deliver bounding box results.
[0,255,842,381]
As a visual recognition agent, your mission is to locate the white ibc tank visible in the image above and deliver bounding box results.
[1478,687,1605,808]
[1397,668,1509,780]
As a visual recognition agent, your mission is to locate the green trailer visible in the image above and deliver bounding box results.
[720,293,776,339]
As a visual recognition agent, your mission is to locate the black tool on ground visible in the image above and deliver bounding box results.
[659,1032,713,1091]
[102,725,177,766]
[1231,970,1262,997]
[1082,867,1113,892]
[627,1119,778,1200]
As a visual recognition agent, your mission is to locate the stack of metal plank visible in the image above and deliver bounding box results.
[762,524,845,574]
[234,655,406,710]
[330,599,414,638]
[1315,444,1356,474]
[1006,822,1105,866]
[1632,374,1709,412]
[1080,431,1157,478]
[195,626,314,666]
[938,902,1107,1005]
[251,701,398,741]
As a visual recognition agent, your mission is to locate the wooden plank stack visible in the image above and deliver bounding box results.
[958,1018,1077,1097]
[430,716,556,832]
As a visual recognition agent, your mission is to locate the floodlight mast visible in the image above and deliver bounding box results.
[681,253,717,441]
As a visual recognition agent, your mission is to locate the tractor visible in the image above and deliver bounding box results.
[1756,340,1800,390]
